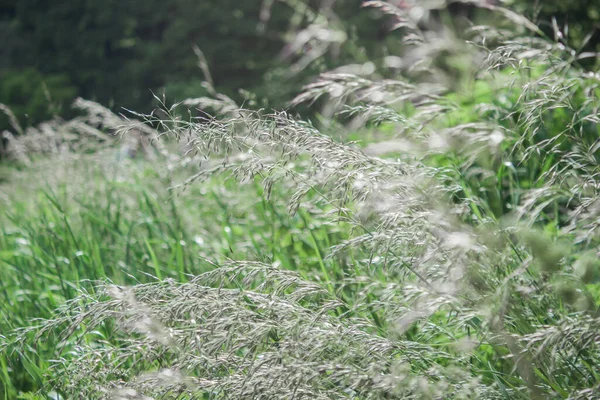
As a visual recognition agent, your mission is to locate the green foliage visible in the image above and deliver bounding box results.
[2,0,599,133]
[0,69,76,130]
[1,0,384,132]
[508,0,600,62]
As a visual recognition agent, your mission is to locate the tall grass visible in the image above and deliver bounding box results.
[0,152,343,397]
[2,1,600,399]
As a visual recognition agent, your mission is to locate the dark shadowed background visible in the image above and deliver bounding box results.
[0,0,598,133]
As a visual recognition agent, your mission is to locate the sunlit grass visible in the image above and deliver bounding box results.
[2,3,600,399]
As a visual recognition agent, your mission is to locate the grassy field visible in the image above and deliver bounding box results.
[2,4,600,399]
[0,151,352,397]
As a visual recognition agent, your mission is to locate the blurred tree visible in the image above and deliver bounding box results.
[508,0,600,62]
[0,0,384,132]
[5,0,596,133]
[0,68,77,130]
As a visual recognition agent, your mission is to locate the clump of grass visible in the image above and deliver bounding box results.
[3,1,600,399]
